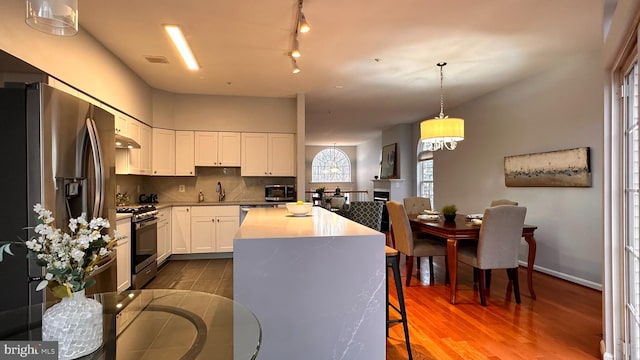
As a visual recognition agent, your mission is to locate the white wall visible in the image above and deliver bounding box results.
[380,124,412,202]
[153,91,296,132]
[357,136,382,200]
[0,0,152,123]
[427,52,603,286]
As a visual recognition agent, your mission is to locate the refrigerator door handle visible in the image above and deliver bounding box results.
[86,118,105,219]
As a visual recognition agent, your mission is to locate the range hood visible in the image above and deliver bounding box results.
[115,133,141,149]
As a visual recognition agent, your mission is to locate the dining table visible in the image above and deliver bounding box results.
[408,214,538,304]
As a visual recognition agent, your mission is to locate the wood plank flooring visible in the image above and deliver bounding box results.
[145,256,601,360]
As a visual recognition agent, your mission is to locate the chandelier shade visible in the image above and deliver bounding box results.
[420,118,464,151]
[25,0,78,36]
[419,62,464,151]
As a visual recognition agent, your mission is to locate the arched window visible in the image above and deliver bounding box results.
[312,148,351,182]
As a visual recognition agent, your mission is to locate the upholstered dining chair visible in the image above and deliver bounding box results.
[347,201,384,231]
[387,201,447,286]
[490,199,518,206]
[457,205,527,306]
[403,196,432,215]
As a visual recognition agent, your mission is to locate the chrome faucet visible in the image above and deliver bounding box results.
[216,181,225,201]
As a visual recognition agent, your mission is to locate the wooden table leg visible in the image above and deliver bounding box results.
[523,235,537,300]
[447,238,458,304]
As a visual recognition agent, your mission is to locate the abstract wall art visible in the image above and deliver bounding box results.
[504,147,591,187]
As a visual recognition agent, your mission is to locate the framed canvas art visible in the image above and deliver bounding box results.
[380,143,398,179]
[504,147,591,187]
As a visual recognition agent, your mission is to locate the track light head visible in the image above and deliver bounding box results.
[291,38,301,58]
[299,13,310,33]
[291,59,301,74]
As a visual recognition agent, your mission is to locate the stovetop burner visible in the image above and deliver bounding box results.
[116,204,158,222]
[116,204,156,213]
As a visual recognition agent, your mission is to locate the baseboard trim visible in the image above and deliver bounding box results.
[518,260,602,291]
[169,253,233,261]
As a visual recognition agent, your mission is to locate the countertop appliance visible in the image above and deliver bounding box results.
[265,184,295,202]
[0,82,117,338]
[116,205,159,289]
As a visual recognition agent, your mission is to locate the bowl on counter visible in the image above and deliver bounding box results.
[286,202,313,216]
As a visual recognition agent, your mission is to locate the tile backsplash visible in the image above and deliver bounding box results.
[116,168,295,204]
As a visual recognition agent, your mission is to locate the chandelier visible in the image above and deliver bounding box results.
[420,62,464,151]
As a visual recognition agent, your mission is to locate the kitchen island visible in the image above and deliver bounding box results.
[234,206,385,360]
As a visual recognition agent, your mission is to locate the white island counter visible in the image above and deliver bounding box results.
[234,206,386,360]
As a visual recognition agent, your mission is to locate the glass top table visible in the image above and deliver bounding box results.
[0,289,262,360]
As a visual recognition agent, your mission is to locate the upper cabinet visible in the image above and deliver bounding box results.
[194,131,241,167]
[152,128,175,176]
[175,131,195,176]
[128,122,152,175]
[241,133,294,176]
[150,130,194,176]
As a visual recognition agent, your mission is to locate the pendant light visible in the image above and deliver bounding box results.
[420,62,464,151]
[25,0,78,36]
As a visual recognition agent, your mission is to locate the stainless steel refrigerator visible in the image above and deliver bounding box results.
[0,82,117,338]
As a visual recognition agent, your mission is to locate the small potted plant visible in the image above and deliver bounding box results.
[441,204,457,222]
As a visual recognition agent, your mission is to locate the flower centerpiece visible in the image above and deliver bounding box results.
[0,204,121,360]
[0,203,118,298]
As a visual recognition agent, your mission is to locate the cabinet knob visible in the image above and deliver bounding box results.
[186,208,189,212]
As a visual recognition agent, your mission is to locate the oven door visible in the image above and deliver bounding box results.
[133,217,158,274]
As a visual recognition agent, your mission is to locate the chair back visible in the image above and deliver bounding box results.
[403,197,432,214]
[348,201,383,231]
[490,199,518,206]
[477,205,527,269]
[386,201,414,255]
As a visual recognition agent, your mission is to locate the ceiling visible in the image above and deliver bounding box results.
[78,0,603,146]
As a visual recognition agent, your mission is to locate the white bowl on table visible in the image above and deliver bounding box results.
[286,202,313,216]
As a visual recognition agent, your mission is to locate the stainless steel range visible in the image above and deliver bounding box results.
[116,205,159,289]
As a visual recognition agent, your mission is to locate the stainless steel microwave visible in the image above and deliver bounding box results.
[265,185,295,202]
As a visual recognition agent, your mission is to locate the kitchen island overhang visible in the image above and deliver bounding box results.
[234,206,386,360]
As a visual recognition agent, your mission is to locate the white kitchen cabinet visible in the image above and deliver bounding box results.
[152,128,176,176]
[115,218,132,292]
[156,208,172,265]
[241,133,295,176]
[171,206,191,254]
[175,131,195,176]
[190,206,239,253]
[129,122,152,175]
[194,131,241,167]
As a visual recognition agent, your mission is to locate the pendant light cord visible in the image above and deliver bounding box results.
[437,62,447,119]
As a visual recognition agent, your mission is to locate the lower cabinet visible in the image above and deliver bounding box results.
[171,206,191,254]
[115,218,132,292]
[157,208,172,264]
[190,206,239,253]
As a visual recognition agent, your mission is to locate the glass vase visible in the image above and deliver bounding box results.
[42,289,103,359]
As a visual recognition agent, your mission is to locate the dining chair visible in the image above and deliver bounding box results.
[347,201,384,231]
[457,205,527,306]
[403,196,432,214]
[490,199,518,206]
[387,201,447,286]
[402,197,436,275]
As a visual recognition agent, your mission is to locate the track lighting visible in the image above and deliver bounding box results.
[291,59,301,74]
[299,13,310,33]
[291,37,301,58]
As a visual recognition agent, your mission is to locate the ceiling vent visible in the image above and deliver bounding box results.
[144,56,169,64]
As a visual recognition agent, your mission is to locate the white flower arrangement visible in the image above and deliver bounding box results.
[0,204,121,298]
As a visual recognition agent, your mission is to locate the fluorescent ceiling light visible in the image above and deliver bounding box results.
[164,24,199,71]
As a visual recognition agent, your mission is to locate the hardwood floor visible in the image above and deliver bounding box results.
[387,256,602,360]
[145,256,601,360]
